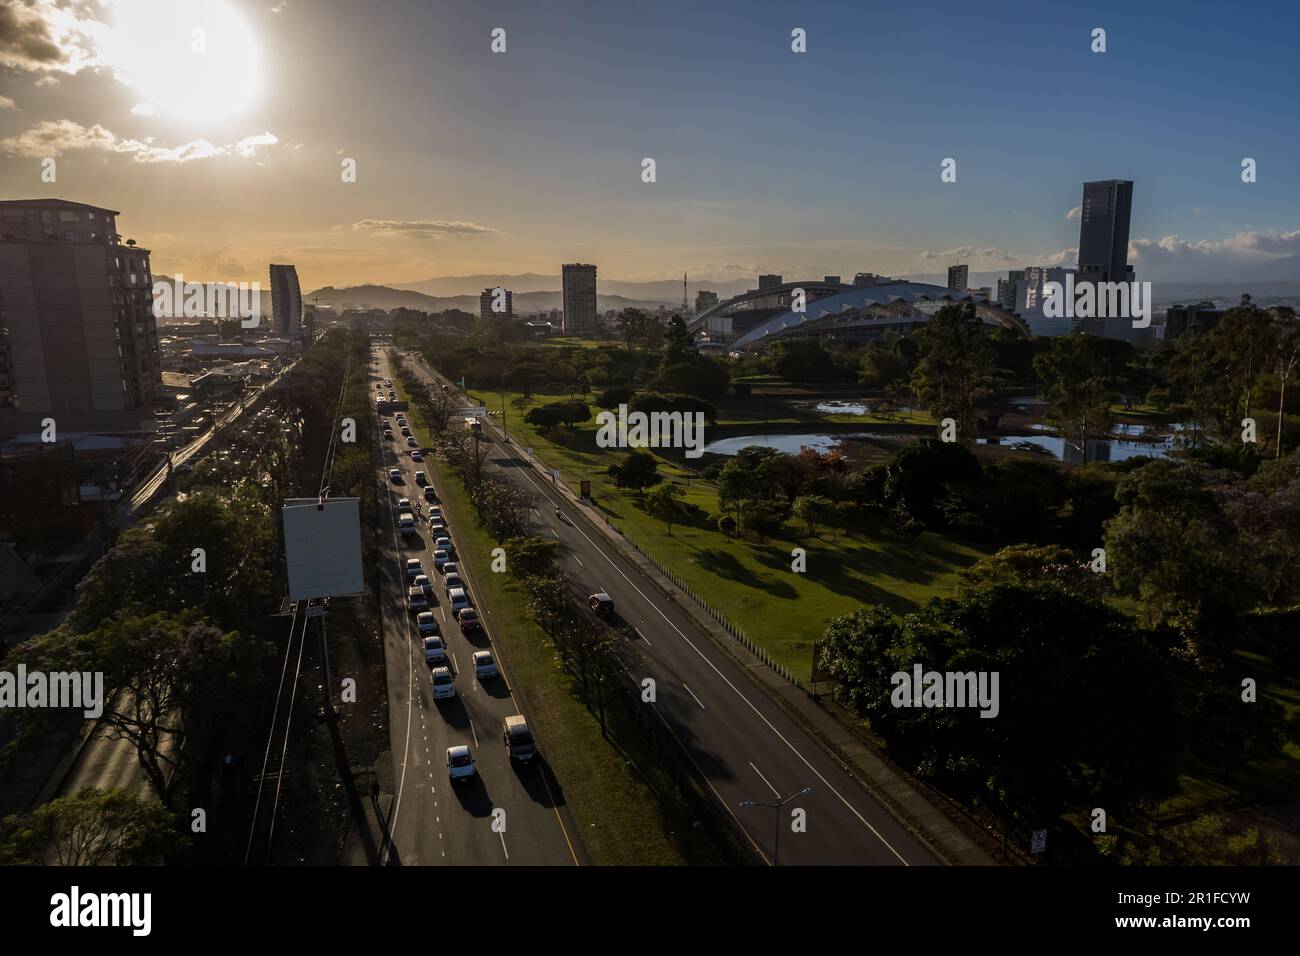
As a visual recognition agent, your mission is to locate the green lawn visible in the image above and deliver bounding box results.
[469,388,992,682]
[394,373,702,865]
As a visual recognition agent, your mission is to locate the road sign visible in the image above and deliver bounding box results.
[580,480,591,498]
[1030,829,1047,854]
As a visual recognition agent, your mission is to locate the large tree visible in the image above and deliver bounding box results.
[911,301,997,439]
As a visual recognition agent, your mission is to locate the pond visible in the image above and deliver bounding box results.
[701,433,847,456]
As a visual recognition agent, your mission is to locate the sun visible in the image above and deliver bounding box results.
[97,0,261,123]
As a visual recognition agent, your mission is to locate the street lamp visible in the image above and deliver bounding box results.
[740,786,812,866]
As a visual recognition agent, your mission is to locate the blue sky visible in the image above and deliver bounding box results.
[1,0,1297,287]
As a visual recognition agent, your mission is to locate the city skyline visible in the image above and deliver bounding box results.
[1,0,1299,290]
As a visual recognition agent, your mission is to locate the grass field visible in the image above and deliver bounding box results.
[469,387,992,682]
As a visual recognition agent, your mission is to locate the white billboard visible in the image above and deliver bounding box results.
[282,497,365,601]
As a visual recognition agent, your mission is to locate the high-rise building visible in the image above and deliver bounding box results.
[1077,180,1134,283]
[561,263,597,335]
[758,274,783,290]
[268,264,302,335]
[997,269,1026,310]
[694,290,719,315]
[0,199,160,434]
[947,264,969,292]
[479,287,513,320]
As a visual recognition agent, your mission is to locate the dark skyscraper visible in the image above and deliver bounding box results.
[1077,180,1134,283]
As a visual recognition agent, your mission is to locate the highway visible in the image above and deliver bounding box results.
[401,349,942,866]
[372,349,581,866]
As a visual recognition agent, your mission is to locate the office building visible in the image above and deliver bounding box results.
[479,287,513,320]
[0,199,160,435]
[268,264,302,335]
[1165,302,1224,339]
[561,263,597,335]
[1077,180,1134,283]
[997,269,1026,310]
[758,274,783,290]
[694,290,719,315]
[947,264,969,292]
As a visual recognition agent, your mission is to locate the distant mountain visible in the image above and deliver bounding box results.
[303,284,670,314]
[389,273,759,303]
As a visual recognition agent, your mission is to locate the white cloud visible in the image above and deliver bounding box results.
[0,119,280,163]
[920,245,1014,262]
[0,0,102,75]
[1066,206,1081,220]
[351,219,499,239]
[130,102,157,116]
[0,95,16,110]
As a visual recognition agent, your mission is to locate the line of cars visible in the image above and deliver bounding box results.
[379,360,535,785]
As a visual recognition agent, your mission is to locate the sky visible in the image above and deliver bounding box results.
[1,0,1298,291]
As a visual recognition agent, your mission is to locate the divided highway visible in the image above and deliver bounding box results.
[372,349,580,866]
[403,349,942,866]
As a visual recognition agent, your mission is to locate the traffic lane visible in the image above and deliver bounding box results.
[380,357,568,865]
[496,447,937,865]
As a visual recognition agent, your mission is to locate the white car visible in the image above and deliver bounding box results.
[435,536,452,553]
[441,561,458,577]
[423,635,447,664]
[398,512,416,535]
[411,452,424,462]
[443,572,464,596]
[446,744,475,782]
[416,611,438,635]
[388,468,401,482]
[405,558,423,578]
[407,586,428,612]
[406,437,418,448]
[397,497,411,510]
[428,506,442,521]
[433,549,451,570]
[448,587,471,615]
[472,650,498,679]
[428,522,446,539]
[430,666,456,700]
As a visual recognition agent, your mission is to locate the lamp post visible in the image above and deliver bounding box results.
[740,786,812,866]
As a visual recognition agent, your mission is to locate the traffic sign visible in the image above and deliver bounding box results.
[1030,830,1047,854]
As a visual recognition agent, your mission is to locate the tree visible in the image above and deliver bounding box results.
[644,482,688,535]
[717,445,782,521]
[0,788,180,866]
[501,536,559,580]
[792,495,835,537]
[595,386,635,409]
[956,543,1100,598]
[607,450,661,490]
[911,301,997,439]
[523,573,578,636]
[1034,334,1113,454]
[1273,308,1300,458]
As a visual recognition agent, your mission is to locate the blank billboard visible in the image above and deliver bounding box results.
[282,497,365,601]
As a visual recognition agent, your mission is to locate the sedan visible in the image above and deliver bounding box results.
[405,558,423,578]
[448,587,471,615]
[443,572,464,596]
[422,635,448,664]
[388,469,402,482]
[407,586,428,612]
[457,607,481,633]
[432,549,451,570]
[472,650,497,679]
[446,744,475,781]
[414,574,436,600]
[434,536,452,553]
[411,451,424,462]
[397,497,411,510]
[430,666,456,700]
[416,611,439,635]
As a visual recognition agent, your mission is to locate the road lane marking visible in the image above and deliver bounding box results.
[684,683,706,710]
[750,761,780,798]
[469,719,479,748]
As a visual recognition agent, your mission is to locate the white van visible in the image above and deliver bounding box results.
[398,512,416,535]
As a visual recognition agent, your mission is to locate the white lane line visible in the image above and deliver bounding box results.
[634,626,652,647]
[683,683,706,710]
[551,528,560,538]
[469,719,480,748]
[499,830,510,861]
[750,761,780,798]
[574,555,584,567]
[508,457,913,865]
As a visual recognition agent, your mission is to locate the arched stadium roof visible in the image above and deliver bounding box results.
[726,282,1029,350]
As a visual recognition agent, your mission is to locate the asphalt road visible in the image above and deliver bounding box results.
[372,349,581,866]
[403,349,941,866]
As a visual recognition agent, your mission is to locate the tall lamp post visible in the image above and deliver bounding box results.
[740,786,812,866]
